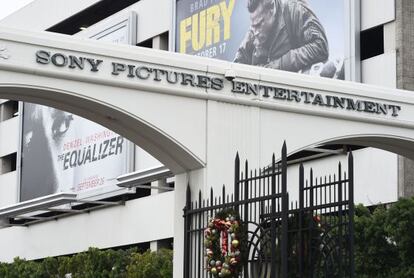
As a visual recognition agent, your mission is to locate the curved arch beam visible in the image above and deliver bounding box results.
[0,85,204,174]
[289,134,414,160]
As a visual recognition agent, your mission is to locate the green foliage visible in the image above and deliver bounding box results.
[355,197,414,278]
[385,197,414,277]
[354,204,399,277]
[127,249,173,278]
[4,196,414,278]
[0,248,172,278]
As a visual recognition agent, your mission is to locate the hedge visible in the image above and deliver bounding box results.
[355,197,414,277]
[0,248,172,278]
[3,197,414,277]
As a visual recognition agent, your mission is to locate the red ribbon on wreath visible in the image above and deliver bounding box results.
[204,212,242,277]
[221,230,228,255]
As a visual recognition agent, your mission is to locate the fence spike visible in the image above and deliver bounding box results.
[234,153,240,210]
[348,150,353,159]
[185,184,191,209]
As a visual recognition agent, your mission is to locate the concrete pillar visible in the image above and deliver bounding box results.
[151,179,168,195]
[173,167,205,278]
[152,33,169,51]
[396,0,414,198]
[398,156,414,198]
[150,241,158,252]
[173,172,188,278]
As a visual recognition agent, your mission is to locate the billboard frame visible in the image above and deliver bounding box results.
[17,12,140,203]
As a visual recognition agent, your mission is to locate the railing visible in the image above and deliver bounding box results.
[184,142,354,278]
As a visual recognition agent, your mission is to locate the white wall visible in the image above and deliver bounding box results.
[0,0,102,31]
[285,148,398,207]
[361,20,396,88]
[0,116,19,157]
[0,171,18,207]
[135,147,163,171]
[361,0,395,30]
[0,0,172,45]
[362,52,397,88]
[0,191,174,262]
[76,0,171,44]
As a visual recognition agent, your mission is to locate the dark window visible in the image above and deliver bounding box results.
[47,0,140,35]
[1,153,17,174]
[137,37,153,48]
[157,32,169,50]
[167,181,175,189]
[157,238,173,250]
[1,101,18,121]
[361,25,384,60]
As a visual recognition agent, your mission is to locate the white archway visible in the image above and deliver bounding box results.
[0,84,204,174]
[2,27,414,277]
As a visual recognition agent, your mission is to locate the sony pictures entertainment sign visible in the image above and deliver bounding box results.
[34,50,402,118]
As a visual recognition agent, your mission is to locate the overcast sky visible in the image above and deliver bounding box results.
[0,0,34,21]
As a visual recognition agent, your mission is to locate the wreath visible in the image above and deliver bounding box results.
[204,209,246,277]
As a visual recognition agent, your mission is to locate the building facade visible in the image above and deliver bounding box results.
[0,0,413,277]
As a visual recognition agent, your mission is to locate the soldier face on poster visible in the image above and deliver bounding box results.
[176,0,346,80]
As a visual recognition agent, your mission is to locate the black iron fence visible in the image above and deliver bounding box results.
[183,142,354,278]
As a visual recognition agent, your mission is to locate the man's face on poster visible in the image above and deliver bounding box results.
[250,0,276,47]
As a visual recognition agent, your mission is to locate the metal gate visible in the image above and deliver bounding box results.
[183,142,354,278]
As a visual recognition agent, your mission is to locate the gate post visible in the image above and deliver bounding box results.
[244,159,249,278]
[299,163,305,276]
[281,142,288,278]
[339,162,344,277]
[234,153,240,213]
[308,168,314,277]
[270,154,277,277]
[348,152,355,277]
[183,184,191,278]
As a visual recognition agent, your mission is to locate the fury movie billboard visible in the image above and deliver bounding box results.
[176,0,346,79]
[20,104,129,201]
